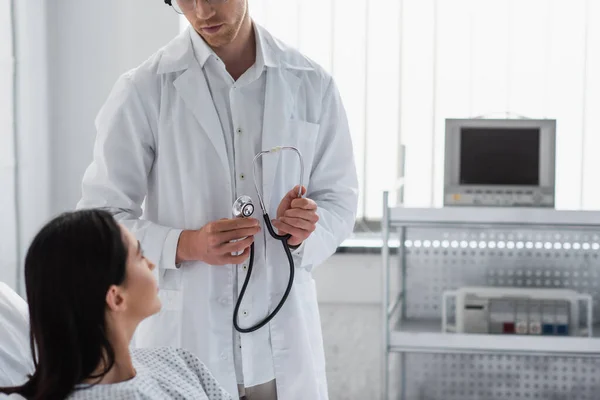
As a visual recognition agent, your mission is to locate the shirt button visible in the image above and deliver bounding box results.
[218,297,228,305]
[242,310,249,317]
[242,264,248,271]
[240,173,245,180]
[220,352,228,360]
[237,128,243,134]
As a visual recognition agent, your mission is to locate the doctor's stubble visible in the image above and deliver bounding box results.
[183,0,249,49]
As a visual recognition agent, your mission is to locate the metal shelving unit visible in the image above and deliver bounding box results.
[382,192,600,400]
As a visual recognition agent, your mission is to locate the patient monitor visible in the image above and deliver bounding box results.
[444,119,556,208]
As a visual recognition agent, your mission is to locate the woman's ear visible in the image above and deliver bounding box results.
[105,285,126,312]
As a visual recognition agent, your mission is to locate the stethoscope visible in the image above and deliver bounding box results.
[231,146,304,333]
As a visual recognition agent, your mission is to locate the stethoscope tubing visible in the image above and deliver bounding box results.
[233,146,304,333]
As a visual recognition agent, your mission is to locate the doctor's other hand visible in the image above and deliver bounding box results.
[272,185,319,247]
[176,218,260,265]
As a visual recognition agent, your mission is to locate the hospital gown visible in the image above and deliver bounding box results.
[66,347,232,400]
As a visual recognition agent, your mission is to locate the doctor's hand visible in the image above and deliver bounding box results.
[272,185,319,247]
[176,218,261,265]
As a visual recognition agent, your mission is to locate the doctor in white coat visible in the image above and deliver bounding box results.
[77,0,358,399]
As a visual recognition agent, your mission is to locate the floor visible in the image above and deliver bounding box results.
[319,303,387,400]
[318,305,600,400]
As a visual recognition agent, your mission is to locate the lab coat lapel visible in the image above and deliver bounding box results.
[262,68,301,213]
[174,62,230,179]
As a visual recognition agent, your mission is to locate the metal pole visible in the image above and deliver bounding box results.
[382,191,390,400]
[579,0,591,208]
[400,226,407,321]
[429,0,439,207]
[399,226,407,400]
[362,0,370,219]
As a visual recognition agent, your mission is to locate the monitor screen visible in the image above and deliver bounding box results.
[459,127,540,186]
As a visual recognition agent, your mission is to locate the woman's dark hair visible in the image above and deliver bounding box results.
[0,209,129,400]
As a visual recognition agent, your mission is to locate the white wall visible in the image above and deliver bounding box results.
[0,0,17,289]
[47,1,180,214]
[314,253,394,305]
[0,0,52,292]
[4,1,179,293]
[12,1,381,304]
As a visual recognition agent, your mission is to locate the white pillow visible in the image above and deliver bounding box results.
[0,283,33,387]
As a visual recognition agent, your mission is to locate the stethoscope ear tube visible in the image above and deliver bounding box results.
[233,213,295,333]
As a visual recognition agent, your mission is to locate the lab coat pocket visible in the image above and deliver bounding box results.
[289,119,319,142]
[287,119,319,184]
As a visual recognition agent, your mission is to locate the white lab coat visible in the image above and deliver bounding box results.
[78,25,358,400]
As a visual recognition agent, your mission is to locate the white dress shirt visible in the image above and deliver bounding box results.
[190,26,275,388]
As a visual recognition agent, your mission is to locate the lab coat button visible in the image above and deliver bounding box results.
[218,297,228,305]
[220,352,227,360]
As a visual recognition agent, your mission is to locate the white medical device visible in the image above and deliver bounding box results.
[442,287,592,337]
[444,119,556,208]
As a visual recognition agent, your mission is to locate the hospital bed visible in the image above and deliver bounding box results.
[0,282,33,388]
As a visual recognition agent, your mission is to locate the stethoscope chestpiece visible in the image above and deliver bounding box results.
[232,195,254,218]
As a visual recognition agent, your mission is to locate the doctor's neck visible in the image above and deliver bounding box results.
[208,13,255,81]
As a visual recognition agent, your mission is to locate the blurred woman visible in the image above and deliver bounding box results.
[0,209,232,400]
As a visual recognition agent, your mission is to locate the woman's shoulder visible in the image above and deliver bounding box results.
[131,346,202,365]
[132,346,195,357]
[131,347,208,376]
[131,347,232,399]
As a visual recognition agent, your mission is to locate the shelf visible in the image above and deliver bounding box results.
[381,196,600,399]
[388,207,600,228]
[339,235,399,248]
[388,320,600,356]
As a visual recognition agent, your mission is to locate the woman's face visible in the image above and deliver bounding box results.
[114,226,161,320]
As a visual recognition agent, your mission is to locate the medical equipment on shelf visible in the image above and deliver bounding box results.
[442,287,593,337]
[232,146,304,333]
[443,118,556,208]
